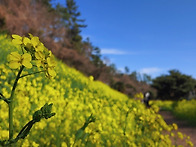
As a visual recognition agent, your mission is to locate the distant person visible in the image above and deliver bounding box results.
[143,92,151,107]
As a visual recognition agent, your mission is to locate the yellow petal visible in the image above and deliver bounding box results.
[9,52,21,61]
[48,68,56,77]
[12,38,22,45]
[36,60,42,67]
[12,34,23,45]
[47,56,56,67]
[31,36,40,47]
[28,33,34,39]
[9,61,21,69]
[35,44,44,52]
[12,34,22,39]
[22,53,32,61]
[35,51,45,60]
[22,60,32,69]
[23,37,31,46]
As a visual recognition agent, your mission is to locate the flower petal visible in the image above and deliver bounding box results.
[9,61,21,69]
[12,38,22,45]
[35,51,45,60]
[35,44,44,52]
[47,56,56,67]
[28,33,34,39]
[8,52,21,61]
[31,36,40,47]
[23,37,31,46]
[12,34,22,39]
[12,35,23,45]
[22,53,32,61]
[48,68,56,77]
[22,60,32,69]
[36,60,42,67]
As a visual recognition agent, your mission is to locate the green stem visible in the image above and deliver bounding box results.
[8,66,24,141]
[0,93,10,104]
[19,70,45,78]
[0,95,10,104]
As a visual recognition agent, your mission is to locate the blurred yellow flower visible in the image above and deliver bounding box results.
[89,75,94,81]
[172,123,178,130]
[7,52,32,69]
[177,132,183,139]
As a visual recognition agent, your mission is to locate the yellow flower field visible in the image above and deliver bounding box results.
[0,34,193,146]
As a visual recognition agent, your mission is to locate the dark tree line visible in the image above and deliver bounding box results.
[152,70,196,100]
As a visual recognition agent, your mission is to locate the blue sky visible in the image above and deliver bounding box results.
[56,0,196,79]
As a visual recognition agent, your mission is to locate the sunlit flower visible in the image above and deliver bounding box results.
[7,52,32,69]
[30,35,44,52]
[12,34,23,45]
[89,75,94,81]
[177,132,183,139]
[45,56,56,78]
[23,37,31,46]
[172,123,178,130]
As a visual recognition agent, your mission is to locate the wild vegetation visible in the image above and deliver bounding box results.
[151,99,196,126]
[0,0,196,146]
[152,70,196,100]
[0,33,193,146]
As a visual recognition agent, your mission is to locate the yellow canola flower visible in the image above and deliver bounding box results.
[177,132,183,139]
[12,35,31,46]
[172,123,178,130]
[7,52,32,69]
[45,56,56,78]
[89,75,94,81]
[35,51,45,67]
[30,34,44,52]
[23,37,31,46]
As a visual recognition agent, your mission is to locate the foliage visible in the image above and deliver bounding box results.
[152,70,196,100]
[0,34,56,146]
[173,99,196,126]
[129,71,152,84]
[55,0,87,51]
[0,34,193,146]
[150,100,174,111]
[151,99,196,126]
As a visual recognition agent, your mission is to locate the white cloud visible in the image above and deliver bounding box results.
[139,67,163,75]
[101,48,127,55]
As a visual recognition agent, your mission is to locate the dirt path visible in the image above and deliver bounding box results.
[159,111,196,146]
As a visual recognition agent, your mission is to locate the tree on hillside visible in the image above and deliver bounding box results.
[55,0,86,51]
[35,0,53,10]
[129,71,138,81]
[124,66,130,74]
[152,70,196,100]
[142,74,152,84]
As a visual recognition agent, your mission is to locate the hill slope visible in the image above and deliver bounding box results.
[0,34,193,146]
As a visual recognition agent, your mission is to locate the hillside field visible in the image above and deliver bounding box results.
[0,34,193,146]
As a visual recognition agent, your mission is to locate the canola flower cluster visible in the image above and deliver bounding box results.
[7,34,56,78]
[0,34,194,146]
